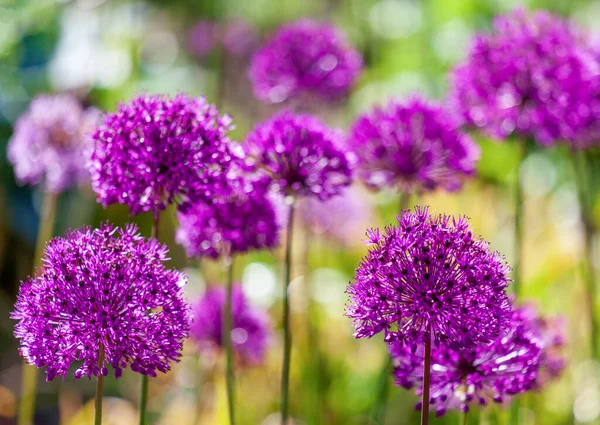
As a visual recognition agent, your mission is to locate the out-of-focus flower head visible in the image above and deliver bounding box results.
[297,186,373,246]
[349,96,480,193]
[8,94,99,193]
[88,93,237,217]
[520,304,566,386]
[390,305,542,416]
[346,206,512,349]
[249,19,362,104]
[223,19,259,57]
[243,110,353,201]
[451,8,595,147]
[11,223,190,381]
[190,284,270,364]
[176,175,281,259]
[188,20,219,60]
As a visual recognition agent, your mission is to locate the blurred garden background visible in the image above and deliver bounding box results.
[0,0,599,424]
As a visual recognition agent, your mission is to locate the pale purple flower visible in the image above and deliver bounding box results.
[8,94,99,193]
[188,20,219,60]
[191,284,270,364]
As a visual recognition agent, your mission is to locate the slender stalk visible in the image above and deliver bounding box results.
[281,200,295,425]
[512,139,527,296]
[18,190,58,425]
[95,344,106,425]
[139,214,160,425]
[370,191,412,424]
[223,255,236,425]
[573,151,598,359]
[463,410,469,425]
[421,333,432,425]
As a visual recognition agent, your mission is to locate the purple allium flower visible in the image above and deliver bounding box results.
[11,223,190,381]
[450,8,593,146]
[243,110,353,200]
[349,97,480,193]
[297,186,373,246]
[175,176,281,259]
[88,94,237,217]
[191,284,270,364]
[249,19,362,104]
[223,19,258,57]
[188,20,219,60]
[8,94,99,193]
[390,305,543,416]
[346,206,511,349]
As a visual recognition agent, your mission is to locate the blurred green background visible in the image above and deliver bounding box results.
[1,0,599,424]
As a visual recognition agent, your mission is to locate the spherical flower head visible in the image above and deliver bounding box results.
[243,110,353,200]
[297,186,373,246]
[223,19,258,57]
[8,94,99,193]
[188,20,219,60]
[390,305,543,416]
[88,94,236,217]
[346,206,511,349]
[175,176,281,259]
[349,97,480,192]
[450,8,592,146]
[11,223,191,381]
[190,284,271,364]
[249,19,362,104]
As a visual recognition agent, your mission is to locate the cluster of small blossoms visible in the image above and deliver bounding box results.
[450,8,595,147]
[88,93,236,217]
[349,97,480,193]
[390,306,543,416]
[249,19,362,104]
[346,206,512,349]
[190,284,271,364]
[176,176,281,259]
[8,94,99,193]
[11,223,190,381]
[188,19,258,60]
[243,110,353,201]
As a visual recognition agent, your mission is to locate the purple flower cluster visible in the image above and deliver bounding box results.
[346,206,511,349]
[450,8,596,147]
[88,94,236,217]
[176,176,281,259]
[11,223,190,381]
[349,97,480,193]
[8,94,99,193]
[249,19,362,104]
[191,285,270,364]
[390,305,543,416]
[243,110,353,201]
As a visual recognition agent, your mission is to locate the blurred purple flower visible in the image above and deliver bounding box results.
[191,284,270,364]
[249,19,362,104]
[176,176,281,259]
[349,97,480,193]
[243,110,353,201]
[451,8,594,147]
[390,305,542,416]
[187,20,219,60]
[223,19,259,57]
[11,223,191,381]
[8,94,99,193]
[88,93,237,217]
[346,206,511,349]
[297,186,372,246]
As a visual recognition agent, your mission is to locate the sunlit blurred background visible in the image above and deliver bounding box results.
[1,0,599,424]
